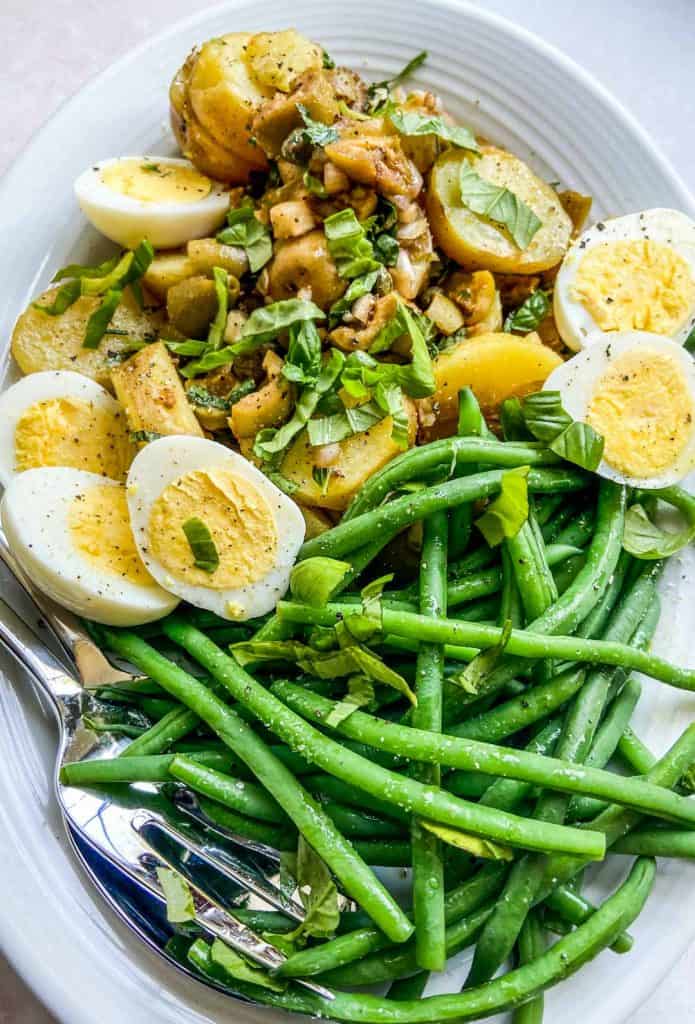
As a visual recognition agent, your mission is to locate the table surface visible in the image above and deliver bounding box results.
[0,0,694,1020]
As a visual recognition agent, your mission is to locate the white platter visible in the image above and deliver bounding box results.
[0,2,694,1022]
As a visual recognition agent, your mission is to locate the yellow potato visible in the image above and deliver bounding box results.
[281,400,418,510]
[417,333,563,441]
[298,504,333,539]
[11,288,156,389]
[143,250,195,301]
[427,146,572,274]
[268,230,346,309]
[245,30,323,92]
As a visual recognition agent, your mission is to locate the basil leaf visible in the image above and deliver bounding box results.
[325,675,374,728]
[419,821,513,861]
[207,267,229,350]
[210,940,286,991]
[368,311,407,355]
[322,50,335,70]
[312,466,333,494]
[500,397,533,441]
[388,108,478,153]
[217,203,272,273]
[292,836,340,939]
[367,51,428,111]
[186,379,256,411]
[323,208,381,279]
[119,239,155,287]
[130,429,163,444]
[182,517,220,573]
[283,319,323,385]
[79,251,134,296]
[328,270,379,327]
[290,557,351,606]
[303,170,328,197]
[370,303,436,397]
[52,254,121,283]
[374,381,410,449]
[165,339,208,356]
[307,400,385,446]
[254,349,344,460]
[83,288,122,349]
[451,619,513,693]
[178,347,237,378]
[34,278,82,316]
[549,421,604,471]
[296,103,340,147]
[475,466,530,546]
[372,232,399,266]
[231,299,325,355]
[520,390,572,442]
[504,289,550,333]
[459,163,542,250]
[623,489,695,559]
[156,867,195,923]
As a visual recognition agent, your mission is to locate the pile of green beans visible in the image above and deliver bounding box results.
[63,419,695,1022]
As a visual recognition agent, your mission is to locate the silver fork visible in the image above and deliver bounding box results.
[0,596,333,1000]
[0,528,144,687]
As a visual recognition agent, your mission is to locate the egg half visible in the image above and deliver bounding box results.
[0,370,134,488]
[545,331,695,488]
[75,156,230,249]
[126,436,305,620]
[554,209,695,351]
[1,468,179,625]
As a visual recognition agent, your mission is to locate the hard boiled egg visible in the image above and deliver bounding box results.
[75,156,230,249]
[545,331,695,488]
[1,468,179,625]
[0,370,134,488]
[554,209,695,351]
[126,436,305,620]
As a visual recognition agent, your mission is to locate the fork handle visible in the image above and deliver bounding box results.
[0,595,81,709]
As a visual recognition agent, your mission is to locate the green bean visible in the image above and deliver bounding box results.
[549,507,595,550]
[611,827,695,858]
[320,801,407,840]
[351,841,413,866]
[186,858,656,1024]
[100,628,412,944]
[301,467,587,561]
[343,438,563,522]
[451,594,500,623]
[512,910,545,1024]
[119,705,200,756]
[273,683,695,828]
[410,511,448,970]
[618,728,657,774]
[196,796,298,851]
[60,749,239,786]
[277,862,507,979]
[168,756,290,823]
[540,497,591,542]
[542,886,632,954]
[459,720,562,811]
[534,493,566,528]
[448,667,586,744]
[387,973,429,1000]
[279,596,695,691]
[306,774,411,825]
[163,624,604,859]
[508,516,557,623]
[448,388,485,559]
[575,550,631,639]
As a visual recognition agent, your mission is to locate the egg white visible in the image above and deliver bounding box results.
[545,331,695,488]
[74,156,230,249]
[126,436,306,620]
[1,467,179,626]
[0,370,125,488]
[554,208,695,351]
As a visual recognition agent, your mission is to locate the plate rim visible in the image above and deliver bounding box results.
[0,3,693,1023]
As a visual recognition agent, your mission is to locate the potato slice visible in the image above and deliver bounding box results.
[11,288,155,389]
[187,33,274,167]
[280,399,418,511]
[245,30,323,92]
[298,504,333,539]
[111,342,204,440]
[427,146,572,274]
[417,332,563,441]
[268,229,346,308]
[144,250,195,301]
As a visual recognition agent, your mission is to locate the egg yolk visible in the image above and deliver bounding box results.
[587,348,694,478]
[101,159,213,204]
[68,484,155,585]
[572,239,695,335]
[147,466,277,589]
[15,398,133,480]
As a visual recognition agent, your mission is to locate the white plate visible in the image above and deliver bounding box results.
[0,2,694,1022]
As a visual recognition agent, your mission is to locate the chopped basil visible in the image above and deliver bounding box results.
[83,288,123,349]
[500,397,532,442]
[282,319,323,386]
[549,420,604,471]
[164,339,208,357]
[685,325,695,353]
[34,278,82,315]
[520,390,572,442]
[367,50,428,112]
[210,941,286,992]
[230,298,326,355]
[341,302,435,398]
[296,103,340,147]
[182,517,220,573]
[322,50,336,70]
[388,108,478,153]
[325,675,374,728]
[52,254,121,283]
[323,208,381,279]
[307,400,385,446]
[216,202,272,273]
[290,556,351,606]
[186,379,256,411]
[504,289,551,333]
[130,430,163,444]
[178,347,237,378]
[459,163,542,250]
[303,170,328,197]
[312,466,333,495]
[328,271,379,327]
[623,493,695,559]
[156,868,195,923]
[475,466,530,546]
[451,619,513,694]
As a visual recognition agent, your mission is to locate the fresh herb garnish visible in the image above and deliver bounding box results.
[141,162,162,173]
[475,466,530,546]
[340,302,436,399]
[388,108,478,153]
[322,50,336,69]
[504,289,551,333]
[296,104,340,147]
[216,201,272,273]
[303,170,328,197]
[186,379,256,411]
[156,868,195,923]
[623,493,695,560]
[182,517,220,573]
[130,430,163,444]
[520,390,604,471]
[459,163,542,250]
[366,51,428,112]
[323,208,381,279]
[312,465,333,495]
[290,556,351,606]
[328,271,380,327]
[83,288,123,349]
[549,420,604,471]
[209,941,286,991]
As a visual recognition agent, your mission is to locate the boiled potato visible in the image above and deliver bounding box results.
[417,333,562,441]
[251,70,339,158]
[299,504,333,539]
[427,146,572,274]
[11,288,156,389]
[280,400,418,511]
[111,342,203,440]
[143,250,195,301]
[268,229,346,308]
[245,30,323,92]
